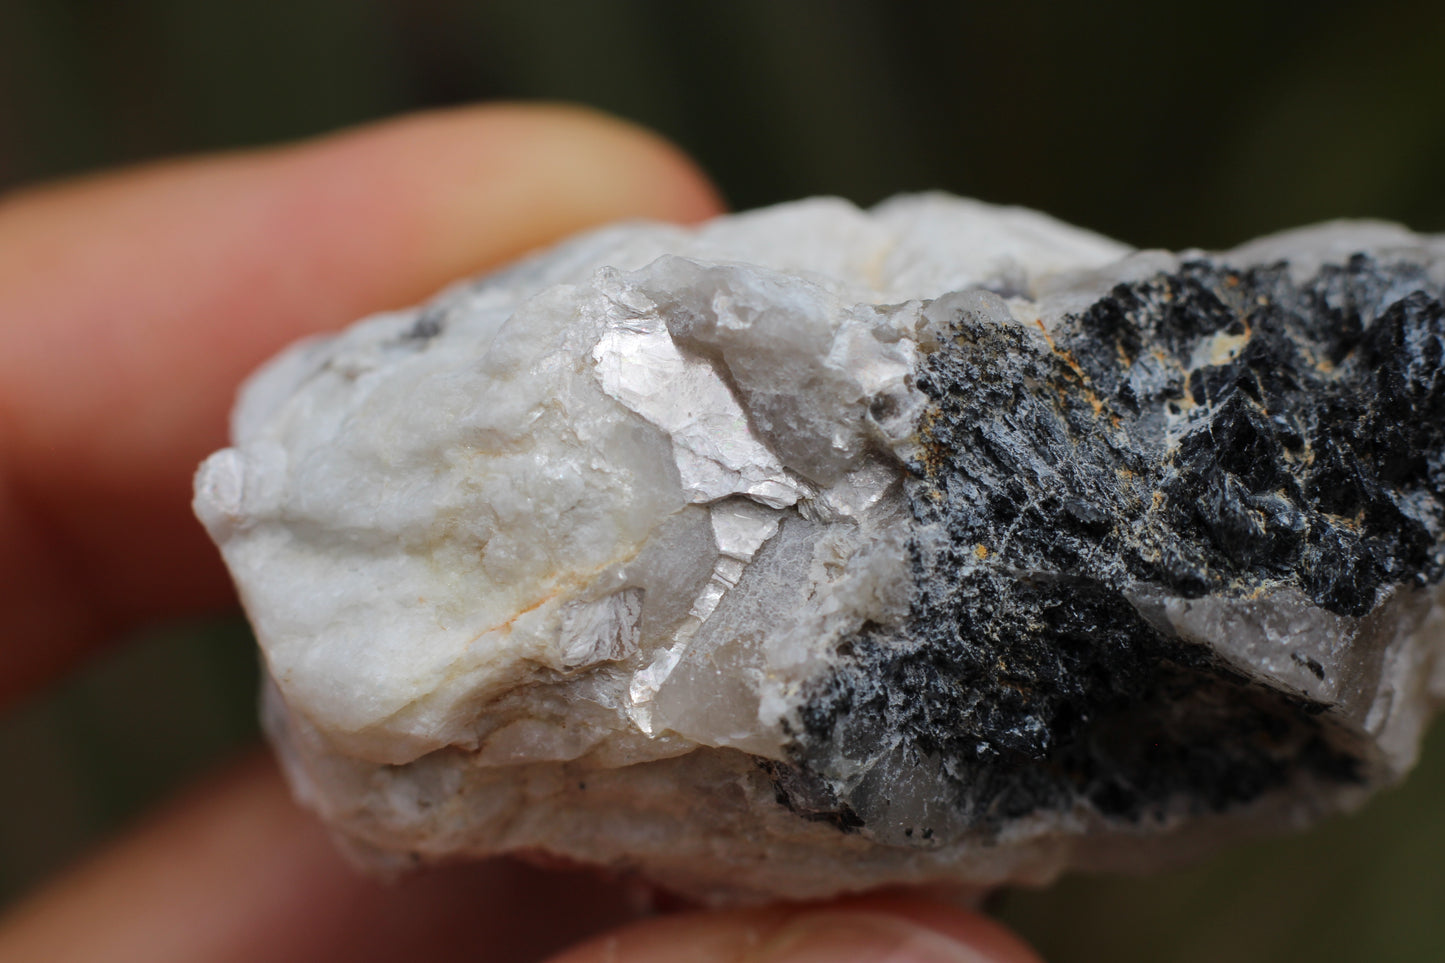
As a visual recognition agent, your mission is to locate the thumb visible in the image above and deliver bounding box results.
[547,898,1043,963]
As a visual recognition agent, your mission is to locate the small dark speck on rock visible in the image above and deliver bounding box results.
[404,311,445,341]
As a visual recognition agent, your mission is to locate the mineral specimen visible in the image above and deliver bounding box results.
[194,195,1445,902]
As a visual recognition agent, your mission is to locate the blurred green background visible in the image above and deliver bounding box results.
[2,1,1443,960]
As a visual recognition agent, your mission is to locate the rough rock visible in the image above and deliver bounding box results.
[194,195,1445,902]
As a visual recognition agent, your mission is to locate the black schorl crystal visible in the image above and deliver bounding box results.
[787,255,1445,839]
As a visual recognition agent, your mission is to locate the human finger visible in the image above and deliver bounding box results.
[0,103,723,706]
[544,895,1043,963]
[0,753,647,962]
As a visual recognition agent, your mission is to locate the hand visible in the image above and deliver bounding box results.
[0,104,1042,963]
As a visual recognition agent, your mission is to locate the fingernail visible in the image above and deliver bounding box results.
[745,911,991,963]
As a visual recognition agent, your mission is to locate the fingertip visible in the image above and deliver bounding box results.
[341,102,726,301]
[511,102,728,224]
[832,896,1045,963]
[547,897,1042,963]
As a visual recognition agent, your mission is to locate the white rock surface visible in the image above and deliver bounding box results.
[197,195,1445,901]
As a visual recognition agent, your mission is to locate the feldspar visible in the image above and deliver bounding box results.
[195,195,1445,902]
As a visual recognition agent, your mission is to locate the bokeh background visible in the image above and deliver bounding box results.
[2,2,1444,960]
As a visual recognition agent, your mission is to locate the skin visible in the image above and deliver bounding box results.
[0,103,1043,963]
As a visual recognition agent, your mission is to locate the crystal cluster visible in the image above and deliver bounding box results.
[195,195,1445,901]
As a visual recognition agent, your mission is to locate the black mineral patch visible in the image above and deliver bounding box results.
[403,307,445,341]
[780,255,1444,841]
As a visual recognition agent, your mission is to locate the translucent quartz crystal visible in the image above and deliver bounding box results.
[195,195,1445,902]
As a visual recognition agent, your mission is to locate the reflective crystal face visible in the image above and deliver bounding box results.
[195,196,1445,901]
